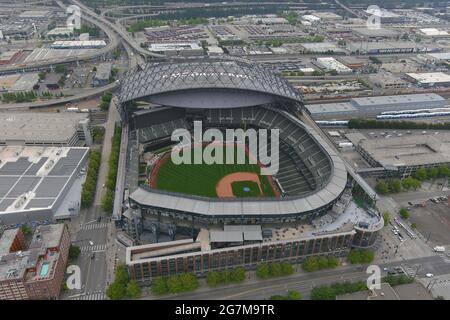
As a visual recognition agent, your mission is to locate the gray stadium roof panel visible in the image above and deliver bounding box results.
[120,60,303,108]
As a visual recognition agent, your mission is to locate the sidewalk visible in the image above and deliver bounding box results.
[105,221,116,288]
[95,98,119,206]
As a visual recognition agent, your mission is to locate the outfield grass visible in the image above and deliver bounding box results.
[155,145,275,198]
[231,181,261,197]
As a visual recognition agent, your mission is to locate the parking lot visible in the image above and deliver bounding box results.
[409,201,450,247]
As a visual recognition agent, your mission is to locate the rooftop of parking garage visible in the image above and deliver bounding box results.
[0,112,88,144]
[347,132,450,167]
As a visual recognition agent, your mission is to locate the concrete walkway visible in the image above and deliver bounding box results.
[94,97,119,206]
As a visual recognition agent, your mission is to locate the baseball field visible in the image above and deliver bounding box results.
[153,145,277,198]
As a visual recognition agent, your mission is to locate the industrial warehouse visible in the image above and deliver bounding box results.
[0,146,88,224]
[346,132,450,175]
[305,93,447,120]
[0,112,92,146]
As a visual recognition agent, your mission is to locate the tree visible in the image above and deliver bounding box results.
[348,249,374,264]
[426,167,439,180]
[399,208,409,220]
[20,224,32,236]
[438,165,450,177]
[270,262,283,277]
[230,267,246,282]
[106,280,126,300]
[206,271,221,287]
[383,211,390,226]
[280,262,294,275]
[69,245,81,261]
[310,285,336,300]
[387,179,402,193]
[327,256,339,268]
[318,256,329,270]
[302,257,319,272]
[375,181,389,194]
[55,64,67,74]
[411,223,417,229]
[38,70,47,80]
[256,263,270,279]
[126,280,141,298]
[414,167,428,181]
[402,176,414,191]
[151,277,168,295]
[287,289,302,300]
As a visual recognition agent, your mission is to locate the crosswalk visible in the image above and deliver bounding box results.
[80,244,106,253]
[72,292,105,300]
[81,222,108,231]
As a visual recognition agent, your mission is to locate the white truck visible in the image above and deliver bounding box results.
[434,246,445,252]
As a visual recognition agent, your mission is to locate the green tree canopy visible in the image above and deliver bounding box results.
[126,280,141,298]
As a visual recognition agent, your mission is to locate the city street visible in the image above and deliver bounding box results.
[145,254,450,300]
[65,97,119,300]
[67,215,108,300]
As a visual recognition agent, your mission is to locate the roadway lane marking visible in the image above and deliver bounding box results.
[80,244,107,252]
[81,222,108,231]
[72,291,105,300]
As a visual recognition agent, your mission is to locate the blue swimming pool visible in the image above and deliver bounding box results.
[40,262,49,277]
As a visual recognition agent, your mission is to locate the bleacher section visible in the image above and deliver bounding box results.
[139,118,189,143]
[204,106,332,197]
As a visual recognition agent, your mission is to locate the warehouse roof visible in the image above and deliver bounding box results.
[406,72,450,84]
[0,112,88,144]
[306,102,357,115]
[351,93,445,108]
[0,146,88,216]
[349,133,450,168]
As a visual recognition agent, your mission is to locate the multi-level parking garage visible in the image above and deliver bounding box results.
[119,59,348,225]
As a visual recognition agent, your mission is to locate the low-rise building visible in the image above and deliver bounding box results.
[405,72,450,87]
[337,56,368,70]
[92,63,112,87]
[46,27,74,38]
[0,112,91,146]
[0,50,22,65]
[148,42,204,56]
[314,57,353,74]
[369,72,409,89]
[299,42,346,54]
[418,28,449,38]
[0,224,70,300]
[305,93,446,119]
[0,146,89,224]
[206,45,224,56]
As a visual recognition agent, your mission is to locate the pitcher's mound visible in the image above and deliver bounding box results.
[216,172,263,198]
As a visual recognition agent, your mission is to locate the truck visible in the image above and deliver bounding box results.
[434,246,445,252]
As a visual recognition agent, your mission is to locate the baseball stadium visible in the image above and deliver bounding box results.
[119,59,348,226]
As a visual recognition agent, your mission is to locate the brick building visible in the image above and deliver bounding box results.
[0,224,70,300]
